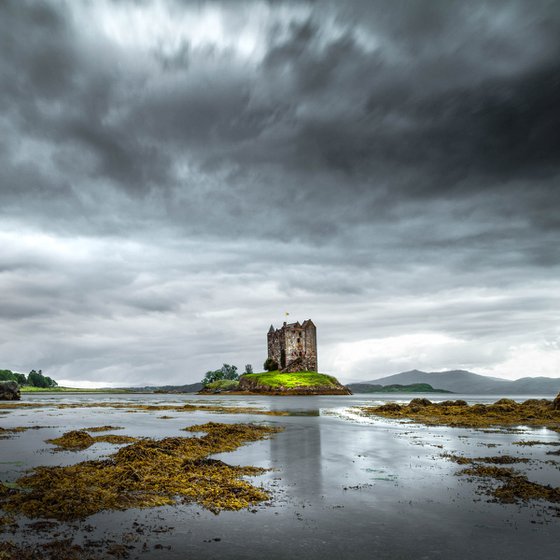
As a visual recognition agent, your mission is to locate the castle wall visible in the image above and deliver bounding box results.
[302,321,317,371]
[267,329,282,369]
[267,320,317,373]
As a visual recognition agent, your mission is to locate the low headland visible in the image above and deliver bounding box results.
[201,371,351,395]
[349,382,451,393]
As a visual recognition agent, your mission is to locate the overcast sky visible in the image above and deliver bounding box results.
[1,0,559,387]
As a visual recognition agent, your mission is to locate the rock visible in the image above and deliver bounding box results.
[377,403,402,412]
[0,381,21,401]
[408,398,432,407]
[552,392,560,411]
[521,399,550,408]
[438,399,468,407]
[494,398,518,406]
[471,404,488,415]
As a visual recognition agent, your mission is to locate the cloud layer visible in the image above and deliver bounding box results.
[1,0,559,385]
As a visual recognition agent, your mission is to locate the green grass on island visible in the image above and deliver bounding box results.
[203,379,240,391]
[241,371,341,389]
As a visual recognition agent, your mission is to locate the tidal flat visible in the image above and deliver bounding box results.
[1,393,559,560]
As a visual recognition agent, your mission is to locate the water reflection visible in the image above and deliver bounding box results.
[269,411,323,496]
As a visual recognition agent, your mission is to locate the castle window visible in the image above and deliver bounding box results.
[297,338,300,343]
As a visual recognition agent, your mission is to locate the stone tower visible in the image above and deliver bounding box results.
[267,319,317,373]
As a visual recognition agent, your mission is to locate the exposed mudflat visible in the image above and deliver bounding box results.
[1,393,559,560]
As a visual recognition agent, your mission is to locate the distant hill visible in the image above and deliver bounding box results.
[348,382,452,394]
[137,382,203,393]
[359,370,560,395]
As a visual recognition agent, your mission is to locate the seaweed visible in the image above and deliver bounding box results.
[458,464,560,504]
[46,430,138,451]
[443,454,529,465]
[0,422,282,520]
[512,440,560,447]
[86,426,124,433]
[358,398,560,431]
[0,539,100,560]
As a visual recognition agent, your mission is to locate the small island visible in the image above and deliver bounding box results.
[238,371,350,395]
[200,319,351,395]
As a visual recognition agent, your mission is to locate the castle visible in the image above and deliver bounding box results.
[267,319,317,373]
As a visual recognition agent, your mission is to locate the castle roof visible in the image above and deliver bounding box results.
[269,319,314,332]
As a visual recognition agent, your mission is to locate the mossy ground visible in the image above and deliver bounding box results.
[359,398,560,431]
[241,371,340,389]
[0,422,282,520]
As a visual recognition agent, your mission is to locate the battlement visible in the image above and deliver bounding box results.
[267,319,317,373]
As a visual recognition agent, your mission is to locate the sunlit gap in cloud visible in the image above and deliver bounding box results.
[72,0,379,64]
[81,0,276,62]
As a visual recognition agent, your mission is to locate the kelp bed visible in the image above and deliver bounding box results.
[0,422,282,521]
[358,397,560,431]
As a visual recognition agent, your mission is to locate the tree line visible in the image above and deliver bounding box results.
[0,369,58,388]
[201,364,254,386]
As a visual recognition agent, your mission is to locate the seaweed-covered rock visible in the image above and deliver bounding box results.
[470,404,488,415]
[438,399,468,407]
[377,403,402,412]
[521,399,550,408]
[409,398,432,407]
[494,399,518,406]
[0,381,20,401]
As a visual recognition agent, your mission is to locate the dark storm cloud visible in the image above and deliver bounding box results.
[1,0,560,384]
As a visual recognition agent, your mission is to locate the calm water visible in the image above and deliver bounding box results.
[1,392,559,559]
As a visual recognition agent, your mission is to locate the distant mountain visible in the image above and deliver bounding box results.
[348,382,452,394]
[358,370,559,395]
